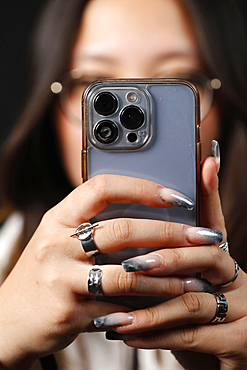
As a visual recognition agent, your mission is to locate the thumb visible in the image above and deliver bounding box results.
[200,140,227,240]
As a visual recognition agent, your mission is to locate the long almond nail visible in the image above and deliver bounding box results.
[183,277,212,292]
[185,227,223,244]
[159,188,195,210]
[94,313,134,328]
[211,140,220,173]
[122,254,163,272]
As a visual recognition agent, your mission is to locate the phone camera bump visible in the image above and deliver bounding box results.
[120,105,144,129]
[94,120,118,144]
[94,92,118,116]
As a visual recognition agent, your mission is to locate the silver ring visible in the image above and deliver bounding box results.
[70,222,99,255]
[217,259,240,288]
[209,292,228,323]
[219,240,229,253]
[88,267,103,296]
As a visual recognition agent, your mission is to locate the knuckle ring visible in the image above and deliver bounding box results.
[209,292,228,323]
[217,258,240,288]
[70,222,99,255]
[219,240,229,253]
[88,267,103,296]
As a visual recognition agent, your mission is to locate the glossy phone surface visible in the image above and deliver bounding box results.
[82,78,200,308]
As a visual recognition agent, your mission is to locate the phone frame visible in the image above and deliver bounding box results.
[82,78,201,226]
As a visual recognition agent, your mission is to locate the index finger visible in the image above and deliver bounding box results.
[48,175,194,227]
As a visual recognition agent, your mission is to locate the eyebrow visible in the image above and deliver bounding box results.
[72,53,117,64]
[73,50,198,64]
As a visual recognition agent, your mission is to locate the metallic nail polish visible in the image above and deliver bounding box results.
[105,332,133,341]
[211,140,220,173]
[159,188,195,210]
[94,312,134,328]
[182,277,212,292]
[122,254,162,272]
[185,227,223,244]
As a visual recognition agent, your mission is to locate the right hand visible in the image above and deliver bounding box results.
[0,175,220,369]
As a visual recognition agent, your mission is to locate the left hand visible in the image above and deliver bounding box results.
[96,156,247,370]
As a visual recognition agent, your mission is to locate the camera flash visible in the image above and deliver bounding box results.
[127,92,137,102]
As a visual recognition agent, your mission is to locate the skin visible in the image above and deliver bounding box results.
[0,1,246,370]
[0,162,235,370]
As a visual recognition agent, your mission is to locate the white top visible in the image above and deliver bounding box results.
[0,214,184,370]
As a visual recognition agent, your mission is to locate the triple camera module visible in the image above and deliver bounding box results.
[93,91,146,146]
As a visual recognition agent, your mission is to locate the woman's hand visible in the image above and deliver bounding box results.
[0,173,222,369]
[94,157,247,370]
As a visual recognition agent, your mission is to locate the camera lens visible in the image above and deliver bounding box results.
[94,120,118,144]
[94,92,118,116]
[120,105,144,129]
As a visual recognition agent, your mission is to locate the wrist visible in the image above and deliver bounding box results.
[0,332,36,370]
[0,308,36,370]
[0,346,35,370]
[0,359,34,370]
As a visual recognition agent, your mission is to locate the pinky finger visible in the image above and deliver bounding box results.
[106,320,245,357]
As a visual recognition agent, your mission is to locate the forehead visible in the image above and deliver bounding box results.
[72,0,199,67]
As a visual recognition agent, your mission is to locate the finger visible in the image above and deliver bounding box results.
[41,221,221,267]
[97,293,217,333]
[70,264,211,297]
[121,245,236,286]
[100,289,242,334]
[119,319,246,359]
[67,219,223,254]
[201,156,226,239]
[48,175,194,227]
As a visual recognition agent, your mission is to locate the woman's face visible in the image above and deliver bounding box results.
[55,0,220,187]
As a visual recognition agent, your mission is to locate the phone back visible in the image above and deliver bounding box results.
[82,79,200,307]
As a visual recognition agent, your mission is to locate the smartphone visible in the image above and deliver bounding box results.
[82,78,200,308]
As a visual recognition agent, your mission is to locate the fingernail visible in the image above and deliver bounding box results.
[122,254,163,272]
[159,188,195,210]
[182,277,212,292]
[105,332,133,341]
[185,227,223,244]
[211,140,220,173]
[94,313,134,328]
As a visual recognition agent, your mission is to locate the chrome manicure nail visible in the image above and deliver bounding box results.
[122,254,162,272]
[211,140,220,173]
[183,277,212,292]
[159,188,195,210]
[94,313,134,328]
[105,332,133,341]
[185,227,223,244]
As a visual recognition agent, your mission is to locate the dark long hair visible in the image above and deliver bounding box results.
[0,0,88,233]
[1,0,247,269]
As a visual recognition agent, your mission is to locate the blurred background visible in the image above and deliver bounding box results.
[0,0,45,145]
